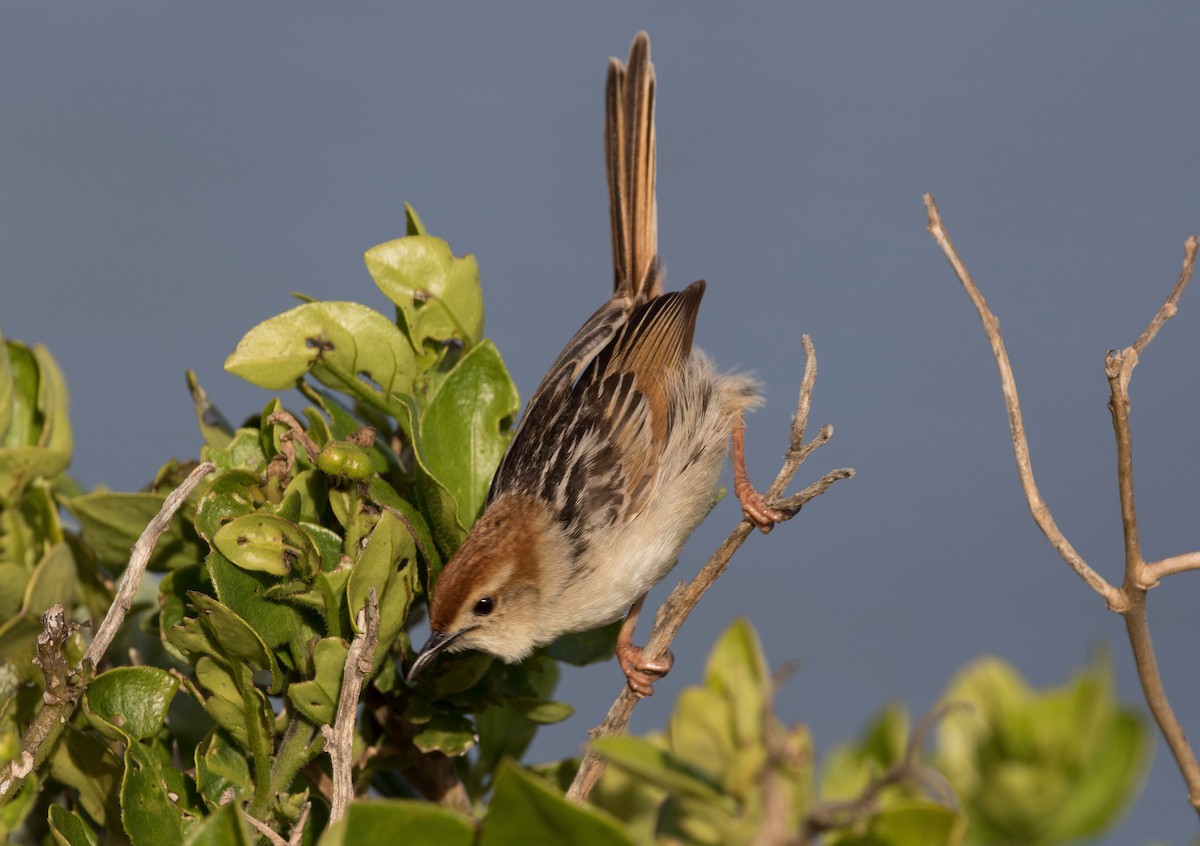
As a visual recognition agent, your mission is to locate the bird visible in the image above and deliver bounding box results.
[407,32,782,696]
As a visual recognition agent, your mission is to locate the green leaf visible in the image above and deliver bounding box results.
[202,427,268,473]
[287,637,349,725]
[66,491,201,572]
[319,800,474,846]
[404,203,427,237]
[181,802,253,846]
[31,344,72,455]
[364,234,485,354]
[195,730,253,811]
[168,592,281,692]
[0,333,12,439]
[413,340,518,551]
[213,513,320,579]
[346,510,419,661]
[224,301,417,406]
[481,761,633,846]
[193,469,266,543]
[0,446,70,505]
[48,804,99,846]
[84,667,179,741]
[121,740,201,845]
[365,479,442,580]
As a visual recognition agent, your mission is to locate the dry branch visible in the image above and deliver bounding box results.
[925,193,1200,813]
[323,588,381,823]
[567,335,855,801]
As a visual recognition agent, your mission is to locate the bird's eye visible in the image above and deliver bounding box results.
[473,596,495,616]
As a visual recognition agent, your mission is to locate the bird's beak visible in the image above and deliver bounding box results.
[407,629,460,682]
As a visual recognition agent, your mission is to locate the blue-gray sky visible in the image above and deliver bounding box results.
[4,6,1200,843]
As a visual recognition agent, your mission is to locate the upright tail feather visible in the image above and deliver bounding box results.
[606,32,660,303]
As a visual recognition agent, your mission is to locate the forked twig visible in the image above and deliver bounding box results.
[567,336,855,801]
[925,193,1200,813]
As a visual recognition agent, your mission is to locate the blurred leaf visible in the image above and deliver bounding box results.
[364,233,485,356]
[481,761,633,846]
[828,802,966,846]
[593,735,727,803]
[318,800,474,846]
[66,490,201,572]
[48,805,99,846]
[0,542,75,661]
[47,724,123,830]
[0,333,12,439]
[0,446,70,505]
[703,617,769,749]
[224,301,416,409]
[936,653,1149,846]
[83,666,179,742]
[547,620,621,666]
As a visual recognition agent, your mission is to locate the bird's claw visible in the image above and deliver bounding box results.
[616,642,674,697]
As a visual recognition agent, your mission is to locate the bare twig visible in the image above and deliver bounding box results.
[924,195,1124,610]
[0,460,215,806]
[567,336,855,801]
[926,194,1200,813]
[323,588,381,823]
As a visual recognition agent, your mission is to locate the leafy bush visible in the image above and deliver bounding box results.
[0,210,1149,844]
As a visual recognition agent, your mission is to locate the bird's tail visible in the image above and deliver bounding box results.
[606,31,660,302]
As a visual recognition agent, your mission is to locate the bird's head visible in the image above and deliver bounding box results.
[407,495,571,681]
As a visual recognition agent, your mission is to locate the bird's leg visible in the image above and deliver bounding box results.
[615,595,674,697]
[733,417,786,534]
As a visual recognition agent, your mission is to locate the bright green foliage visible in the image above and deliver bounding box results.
[935,653,1151,846]
[0,216,1152,845]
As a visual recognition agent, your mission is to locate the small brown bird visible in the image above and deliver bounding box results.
[408,32,781,696]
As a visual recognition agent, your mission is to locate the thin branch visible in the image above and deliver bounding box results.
[1147,551,1200,582]
[1131,236,1199,355]
[923,194,1125,610]
[1124,604,1200,809]
[567,336,854,801]
[0,461,215,806]
[927,194,1200,814]
[1104,236,1200,810]
[323,588,381,823]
